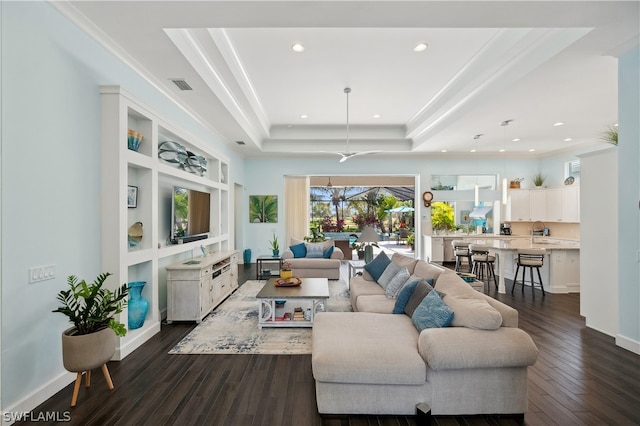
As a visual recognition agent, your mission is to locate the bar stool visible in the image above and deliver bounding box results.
[452,240,472,273]
[469,243,498,290]
[512,248,546,295]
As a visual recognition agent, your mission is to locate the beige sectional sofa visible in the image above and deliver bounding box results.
[281,238,344,280]
[312,253,539,417]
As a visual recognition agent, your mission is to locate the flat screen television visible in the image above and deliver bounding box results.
[171,186,211,243]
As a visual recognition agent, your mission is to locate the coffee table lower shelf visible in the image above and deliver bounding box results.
[256,277,330,329]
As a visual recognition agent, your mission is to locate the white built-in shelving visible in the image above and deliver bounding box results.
[100,86,234,360]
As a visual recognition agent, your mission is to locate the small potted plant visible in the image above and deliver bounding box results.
[52,272,128,406]
[269,233,280,256]
[406,233,415,251]
[533,173,546,188]
[280,261,293,279]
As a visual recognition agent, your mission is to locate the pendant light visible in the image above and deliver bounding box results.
[473,134,481,206]
[326,177,333,188]
[501,120,513,205]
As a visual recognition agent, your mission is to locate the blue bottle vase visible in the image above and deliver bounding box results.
[128,281,149,330]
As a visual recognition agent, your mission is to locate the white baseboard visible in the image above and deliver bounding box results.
[2,371,75,426]
[616,334,640,355]
[114,321,161,360]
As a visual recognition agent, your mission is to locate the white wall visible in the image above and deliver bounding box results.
[617,45,640,354]
[242,156,546,258]
[579,148,618,335]
[0,2,244,412]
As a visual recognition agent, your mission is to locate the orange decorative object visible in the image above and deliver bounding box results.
[274,277,302,287]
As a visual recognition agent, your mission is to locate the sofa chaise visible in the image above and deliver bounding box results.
[281,238,344,280]
[312,252,539,417]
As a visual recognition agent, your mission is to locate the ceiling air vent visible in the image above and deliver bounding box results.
[236,141,246,145]
[170,78,193,91]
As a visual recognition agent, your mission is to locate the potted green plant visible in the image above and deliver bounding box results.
[269,233,280,256]
[533,173,546,187]
[52,272,128,406]
[304,222,325,243]
[599,124,618,145]
[406,233,415,250]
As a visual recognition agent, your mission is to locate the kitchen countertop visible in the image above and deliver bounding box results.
[463,237,580,250]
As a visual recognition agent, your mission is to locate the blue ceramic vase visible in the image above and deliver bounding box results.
[128,281,148,330]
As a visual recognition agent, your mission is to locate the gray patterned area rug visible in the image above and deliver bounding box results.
[169,279,352,355]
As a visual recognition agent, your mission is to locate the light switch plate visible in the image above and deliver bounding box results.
[29,265,56,283]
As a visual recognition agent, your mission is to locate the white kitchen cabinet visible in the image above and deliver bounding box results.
[529,190,547,221]
[544,188,561,222]
[166,251,239,323]
[561,185,580,222]
[507,190,531,221]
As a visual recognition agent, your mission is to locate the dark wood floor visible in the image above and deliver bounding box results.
[20,263,640,425]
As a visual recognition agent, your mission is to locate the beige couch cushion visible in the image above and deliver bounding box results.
[413,260,446,283]
[391,253,419,274]
[418,327,539,370]
[313,312,425,385]
[435,272,502,330]
[355,295,395,313]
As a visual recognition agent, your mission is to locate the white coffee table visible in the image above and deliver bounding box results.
[256,277,329,328]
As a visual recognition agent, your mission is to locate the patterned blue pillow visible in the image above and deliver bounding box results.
[377,262,401,290]
[385,268,411,298]
[393,279,419,314]
[323,246,334,259]
[305,242,324,258]
[289,243,307,258]
[363,252,391,282]
[412,290,454,331]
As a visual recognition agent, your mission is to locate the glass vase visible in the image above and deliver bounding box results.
[128,281,149,330]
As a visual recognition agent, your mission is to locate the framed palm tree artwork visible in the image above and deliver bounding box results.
[249,195,278,223]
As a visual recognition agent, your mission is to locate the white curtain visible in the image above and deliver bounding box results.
[284,176,310,245]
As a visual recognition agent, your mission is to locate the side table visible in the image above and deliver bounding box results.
[256,255,283,280]
[348,260,366,285]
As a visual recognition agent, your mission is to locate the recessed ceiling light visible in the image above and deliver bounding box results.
[441,149,447,153]
[373,114,381,118]
[414,42,428,52]
[499,148,506,152]
[300,114,308,119]
[512,138,520,142]
[564,138,573,142]
[529,149,536,152]
[291,43,305,53]
[470,149,477,153]
[614,123,618,127]
[553,122,564,126]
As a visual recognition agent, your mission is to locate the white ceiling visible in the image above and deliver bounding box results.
[55,1,639,160]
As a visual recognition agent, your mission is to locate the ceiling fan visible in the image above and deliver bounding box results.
[334,87,381,163]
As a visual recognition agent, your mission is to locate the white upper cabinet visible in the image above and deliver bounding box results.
[507,186,579,223]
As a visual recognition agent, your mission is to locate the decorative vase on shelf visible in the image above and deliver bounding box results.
[127,281,148,330]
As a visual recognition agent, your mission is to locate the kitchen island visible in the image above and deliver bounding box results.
[463,238,580,294]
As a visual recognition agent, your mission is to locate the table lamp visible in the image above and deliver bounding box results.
[357,226,381,263]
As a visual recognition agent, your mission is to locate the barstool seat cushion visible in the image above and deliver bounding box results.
[435,272,502,330]
[472,254,496,262]
[518,258,543,266]
[454,249,470,256]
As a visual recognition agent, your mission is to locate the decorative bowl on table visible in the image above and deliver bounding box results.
[274,277,302,287]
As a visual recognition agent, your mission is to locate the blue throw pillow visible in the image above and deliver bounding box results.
[412,290,454,331]
[323,246,334,259]
[305,242,324,258]
[393,280,419,314]
[363,252,391,282]
[289,243,307,258]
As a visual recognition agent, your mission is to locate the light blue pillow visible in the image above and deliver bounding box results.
[377,262,401,290]
[385,268,410,298]
[363,252,391,282]
[305,242,324,258]
[412,290,454,331]
[393,280,419,314]
[323,246,334,259]
[290,243,307,258]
